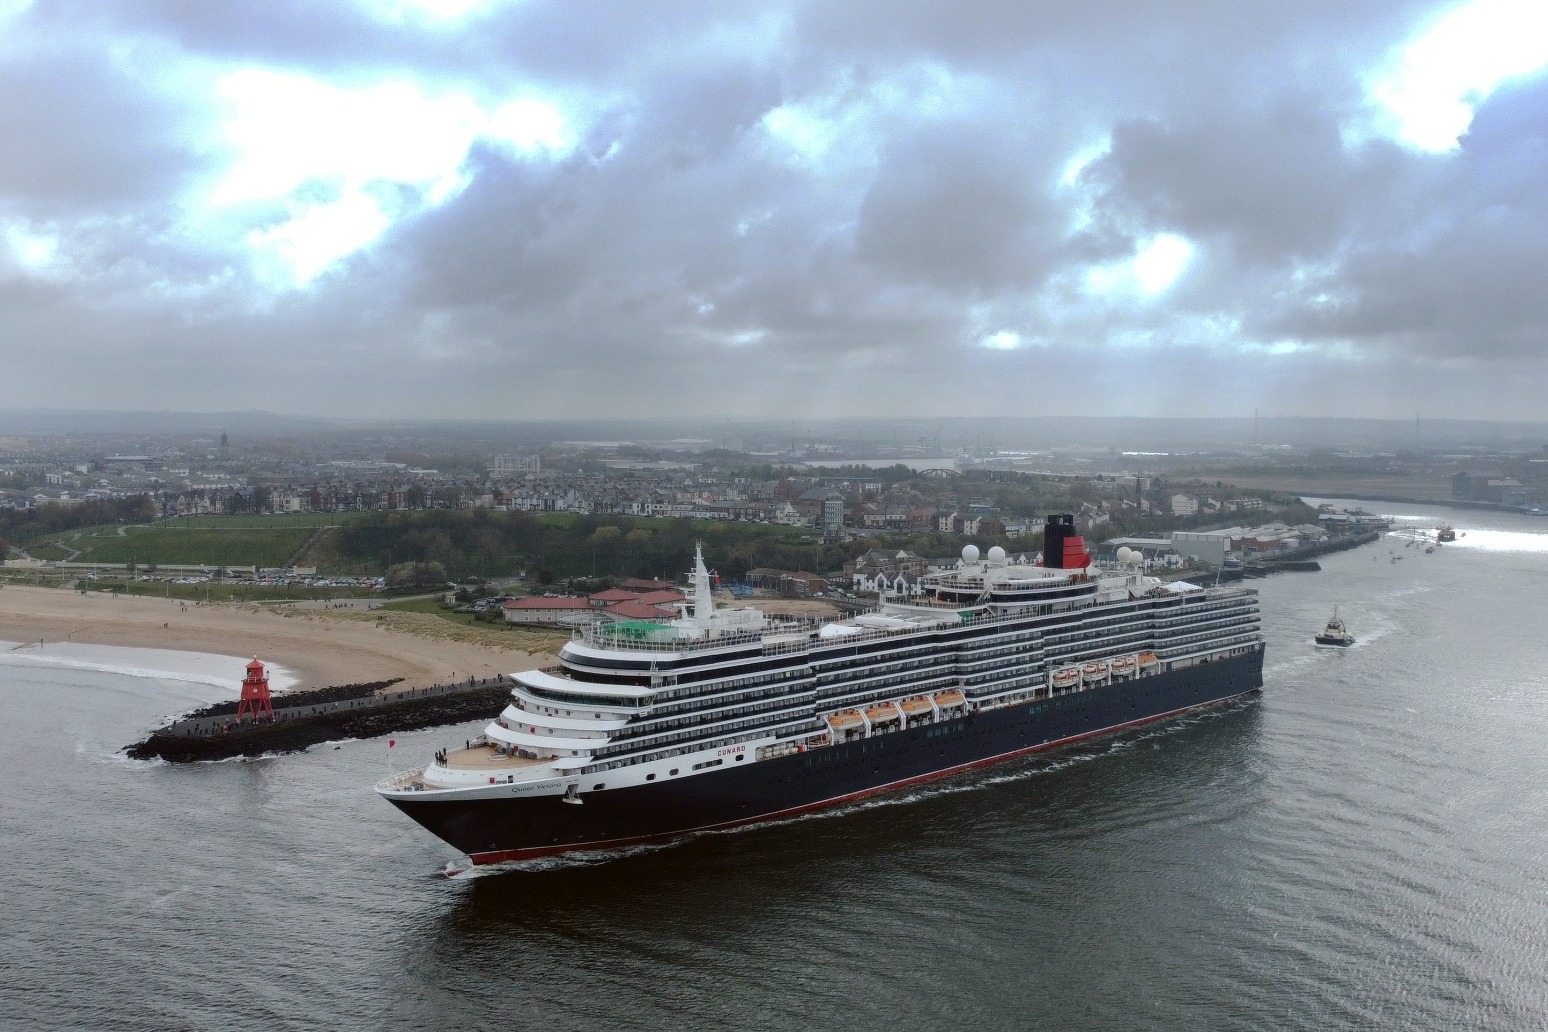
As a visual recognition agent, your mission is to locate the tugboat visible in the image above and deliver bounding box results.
[1436,525,1456,543]
[1315,609,1355,647]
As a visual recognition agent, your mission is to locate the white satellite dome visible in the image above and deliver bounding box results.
[961,544,980,563]
[987,545,1007,563]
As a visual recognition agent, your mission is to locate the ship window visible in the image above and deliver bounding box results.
[735,754,744,761]
[670,768,679,776]
[646,773,655,781]
[593,783,605,791]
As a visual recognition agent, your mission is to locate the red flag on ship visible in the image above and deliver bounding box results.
[389,739,395,748]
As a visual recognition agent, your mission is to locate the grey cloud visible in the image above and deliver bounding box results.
[0,45,207,214]
[793,1,1434,110]
[1086,95,1365,265]
[855,122,1063,293]
[1255,77,1548,361]
[33,0,431,74]
[2,0,1546,421]
[394,70,789,313]
[55,0,778,94]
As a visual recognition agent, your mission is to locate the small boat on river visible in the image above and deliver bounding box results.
[1315,609,1355,647]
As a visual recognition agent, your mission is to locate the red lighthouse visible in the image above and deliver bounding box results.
[236,658,274,722]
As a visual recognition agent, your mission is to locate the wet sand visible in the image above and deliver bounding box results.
[0,585,558,690]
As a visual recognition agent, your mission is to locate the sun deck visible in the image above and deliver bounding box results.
[382,744,553,792]
[438,743,553,773]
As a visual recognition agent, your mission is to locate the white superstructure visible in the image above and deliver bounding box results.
[379,539,1261,806]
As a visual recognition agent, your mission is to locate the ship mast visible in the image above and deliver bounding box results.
[689,543,714,620]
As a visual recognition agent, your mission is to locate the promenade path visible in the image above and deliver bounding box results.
[164,675,510,737]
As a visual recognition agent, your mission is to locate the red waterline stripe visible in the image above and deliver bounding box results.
[467,689,1258,866]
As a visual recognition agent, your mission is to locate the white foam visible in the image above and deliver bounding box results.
[453,838,689,877]
[0,640,299,695]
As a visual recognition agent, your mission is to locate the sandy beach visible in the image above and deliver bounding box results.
[0,585,561,691]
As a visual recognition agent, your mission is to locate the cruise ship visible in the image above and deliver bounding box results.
[377,515,1264,864]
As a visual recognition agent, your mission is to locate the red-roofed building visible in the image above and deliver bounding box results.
[628,589,686,608]
[618,577,674,592]
[502,596,595,625]
[601,599,677,621]
[586,588,640,606]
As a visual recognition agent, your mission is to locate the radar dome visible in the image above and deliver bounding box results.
[961,544,980,563]
[1117,546,1140,564]
[987,545,1007,563]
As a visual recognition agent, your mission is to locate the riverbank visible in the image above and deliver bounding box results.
[0,584,562,691]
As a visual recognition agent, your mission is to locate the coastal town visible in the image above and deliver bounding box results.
[4,420,1545,523]
[4,420,1543,608]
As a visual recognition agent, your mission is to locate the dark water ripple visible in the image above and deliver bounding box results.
[5,501,1548,1029]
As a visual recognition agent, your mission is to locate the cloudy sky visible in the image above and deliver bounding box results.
[2,0,1547,421]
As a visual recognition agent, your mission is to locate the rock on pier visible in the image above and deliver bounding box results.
[126,677,513,762]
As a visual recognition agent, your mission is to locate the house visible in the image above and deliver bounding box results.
[1002,516,1045,538]
[866,571,925,598]
[629,589,687,608]
[502,596,595,626]
[773,501,808,526]
[599,599,678,622]
[778,571,830,597]
[586,588,640,607]
[618,577,674,593]
[745,568,830,596]
[843,549,927,592]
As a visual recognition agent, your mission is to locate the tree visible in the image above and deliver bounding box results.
[386,560,447,589]
[588,525,623,546]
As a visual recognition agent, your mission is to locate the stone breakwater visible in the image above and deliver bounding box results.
[126,676,512,762]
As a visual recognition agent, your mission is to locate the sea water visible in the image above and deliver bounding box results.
[2,501,1547,1030]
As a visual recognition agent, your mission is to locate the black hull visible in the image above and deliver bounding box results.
[389,649,1264,863]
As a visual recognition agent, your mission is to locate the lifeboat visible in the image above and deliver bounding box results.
[865,702,902,724]
[933,689,967,709]
[1051,667,1081,690]
[826,711,864,731]
[1137,651,1160,669]
[1110,655,1136,676]
[900,697,935,717]
[1083,660,1109,680]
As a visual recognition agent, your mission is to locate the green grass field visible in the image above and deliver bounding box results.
[24,541,75,561]
[161,514,343,530]
[17,513,349,569]
[49,526,316,568]
[378,596,486,627]
[18,509,831,579]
